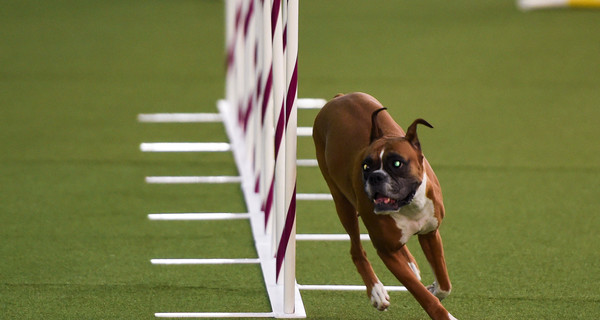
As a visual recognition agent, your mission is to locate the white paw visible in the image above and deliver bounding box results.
[427,281,450,300]
[370,281,390,311]
[448,312,458,320]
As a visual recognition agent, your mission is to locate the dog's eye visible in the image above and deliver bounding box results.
[393,160,402,168]
[363,163,370,171]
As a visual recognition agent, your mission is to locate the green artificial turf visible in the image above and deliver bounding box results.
[2,0,599,319]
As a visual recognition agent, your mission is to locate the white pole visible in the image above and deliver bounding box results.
[260,0,275,236]
[252,0,264,203]
[224,0,236,105]
[233,0,246,127]
[283,0,298,314]
[271,0,286,257]
[242,0,257,167]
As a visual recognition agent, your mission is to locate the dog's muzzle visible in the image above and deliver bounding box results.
[365,171,417,214]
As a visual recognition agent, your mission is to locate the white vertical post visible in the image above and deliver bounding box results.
[271,0,286,257]
[224,0,235,104]
[260,0,275,235]
[252,0,264,201]
[219,1,304,317]
[233,0,247,127]
[242,0,257,168]
[283,0,298,314]
[226,0,244,113]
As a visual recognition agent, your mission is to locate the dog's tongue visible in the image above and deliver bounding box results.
[374,196,394,205]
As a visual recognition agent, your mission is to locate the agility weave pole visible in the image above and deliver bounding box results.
[518,0,600,9]
[223,0,302,316]
[142,0,306,317]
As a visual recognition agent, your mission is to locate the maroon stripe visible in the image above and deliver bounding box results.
[285,60,298,124]
[260,68,273,126]
[235,4,243,31]
[226,46,235,71]
[275,183,297,281]
[264,178,275,227]
[238,101,244,127]
[255,71,263,112]
[243,0,254,37]
[274,103,285,157]
[243,95,253,132]
[283,24,287,50]
[254,173,260,194]
[271,0,281,39]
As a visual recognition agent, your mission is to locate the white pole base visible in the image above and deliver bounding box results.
[155,312,275,318]
[296,234,370,241]
[297,284,407,292]
[296,193,333,201]
[151,259,260,265]
[145,176,242,184]
[138,113,223,123]
[148,213,250,221]
[140,142,231,152]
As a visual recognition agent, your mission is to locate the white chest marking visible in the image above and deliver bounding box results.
[390,173,438,244]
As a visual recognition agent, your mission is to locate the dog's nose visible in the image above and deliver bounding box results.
[368,172,385,184]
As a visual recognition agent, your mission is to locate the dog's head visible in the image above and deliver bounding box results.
[361,108,433,214]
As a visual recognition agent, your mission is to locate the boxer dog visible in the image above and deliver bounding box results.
[312,92,456,320]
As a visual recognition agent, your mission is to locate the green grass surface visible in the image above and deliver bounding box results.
[2,0,599,319]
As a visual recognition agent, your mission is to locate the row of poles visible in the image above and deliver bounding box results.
[225,0,299,314]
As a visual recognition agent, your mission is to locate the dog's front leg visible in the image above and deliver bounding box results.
[377,249,452,320]
[327,188,389,311]
[418,230,452,300]
[347,238,389,311]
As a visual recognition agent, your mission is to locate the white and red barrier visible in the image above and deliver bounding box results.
[141,0,329,317]
[222,0,304,317]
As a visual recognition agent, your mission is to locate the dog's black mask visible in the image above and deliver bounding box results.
[362,152,421,213]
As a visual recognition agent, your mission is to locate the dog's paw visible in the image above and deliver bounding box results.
[370,281,390,311]
[427,281,451,301]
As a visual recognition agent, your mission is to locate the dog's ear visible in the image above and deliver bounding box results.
[370,108,387,143]
[405,118,433,151]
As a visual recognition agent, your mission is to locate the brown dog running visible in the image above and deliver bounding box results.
[312,92,456,320]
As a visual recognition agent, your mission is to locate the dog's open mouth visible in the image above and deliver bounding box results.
[372,192,415,213]
[374,195,398,206]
